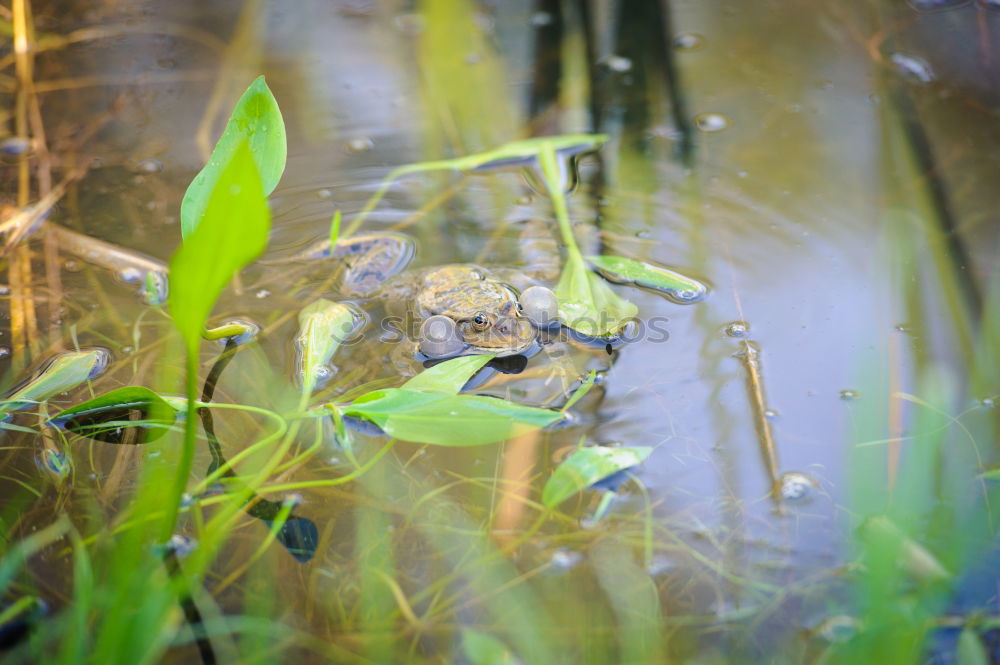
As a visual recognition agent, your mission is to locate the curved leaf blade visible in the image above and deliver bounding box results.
[344,389,562,446]
[295,299,359,395]
[401,355,495,394]
[169,140,271,352]
[555,257,638,336]
[542,446,652,508]
[180,75,286,238]
[587,255,708,304]
[1,349,109,413]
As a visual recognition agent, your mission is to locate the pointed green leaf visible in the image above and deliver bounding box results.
[1,349,109,413]
[561,370,596,412]
[169,140,271,353]
[181,75,286,237]
[958,627,989,665]
[587,255,708,304]
[49,386,179,445]
[555,256,638,336]
[344,389,562,446]
[50,386,177,421]
[401,355,495,394]
[543,446,652,508]
[295,299,359,395]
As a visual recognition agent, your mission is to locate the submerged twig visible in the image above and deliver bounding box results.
[736,340,781,498]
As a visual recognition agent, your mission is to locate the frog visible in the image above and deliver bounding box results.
[307,221,561,362]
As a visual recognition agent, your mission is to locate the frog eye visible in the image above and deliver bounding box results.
[472,313,490,330]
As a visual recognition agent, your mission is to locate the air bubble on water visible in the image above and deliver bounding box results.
[673,32,704,51]
[723,321,749,338]
[0,347,10,359]
[695,112,729,132]
[893,323,912,333]
[134,158,163,174]
[839,389,860,401]
[890,53,935,84]
[981,397,996,408]
[167,534,197,557]
[779,471,816,502]
[550,548,583,570]
[530,11,553,27]
[345,137,374,154]
[316,188,333,200]
[0,285,9,296]
[180,493,197,508]
[764,408,779,420]
[87,348,112,379]
[604,55,632,72]
[0,136,31,156]
[117,267,143,283]
[675,289,698,301]
[256,289,271,299]
[314,365,334,383]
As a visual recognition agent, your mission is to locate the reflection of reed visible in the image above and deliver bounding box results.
[492,430,540,545]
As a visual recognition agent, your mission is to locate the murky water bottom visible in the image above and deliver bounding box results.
[3,1,1000,663]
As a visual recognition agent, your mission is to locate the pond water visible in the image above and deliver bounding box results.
[3,1,1000,663]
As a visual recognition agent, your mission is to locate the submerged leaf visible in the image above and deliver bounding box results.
[344,389,562,446]
[587,255,708,304]
[542,446,652,508]
[461,629,522,665]
[401,355,494,394]
[555,256,638,336]
[295,299,359,395]
[1,349,110,413]
[169,140,271,353]
[180,76,286,238]
[957,627,990,665]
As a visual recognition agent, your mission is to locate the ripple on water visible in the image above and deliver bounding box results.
[890,53,935,84]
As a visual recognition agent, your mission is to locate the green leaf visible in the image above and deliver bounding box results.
[169,140,271,353]
[561,370,596,412]
[958,627,990,665]
[295,299,359,395]
[49,386,179,445]
[401,355,495,394]
[180,75,286,238]
[555,256,638,336]
[1,349,108,413]
[542,446,652,508]
[50,386,177,421]
[461,629,521,665]
[344,389,562,446]
[587,255,708,304]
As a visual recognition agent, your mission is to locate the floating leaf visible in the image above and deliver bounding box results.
[401,355,494,394]
[542,446,652,508]
[180,76,286,238]
[461,629,522,665]
[1,349,110,413]
[555,256,638,337]
[295,299,359,395]
[49,386,180,445]
[169,140,271,354]
[587,255,708,304]
[344,389,562,446]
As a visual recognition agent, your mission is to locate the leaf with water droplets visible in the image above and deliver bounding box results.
[587,255,708,304]
[180,76,286,238]
[543,445,652,508]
